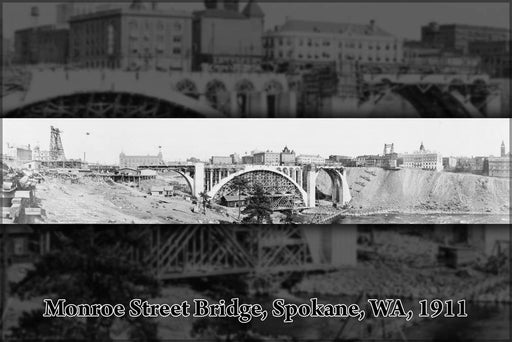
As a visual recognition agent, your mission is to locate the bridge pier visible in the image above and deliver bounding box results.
[193,163,205,198]
[306,168,317,208]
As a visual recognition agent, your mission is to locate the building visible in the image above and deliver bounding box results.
[253,151,280,165]
[469,40,511,78]
[230,153,241,164]
[280,146,296,165]
[211,156,232,165]
[14,24,69,65]
[241,154,254,164]
[3,143,33,163]
[192,0,265,72]
[119,150,163,168]
[442,157,457,169]
[296,154,325,165]
[56,2,130,24]
[421,22,509,54]
[263,19,404,72]
[69,4,193,70]
[2,38,14,66]
[401,142,443,171]
[485,157,510,178]
[501,141,506,157]
[32,146,51,162]
[328,155,355,167]
[403,41,480,74]
[355,155,384,168]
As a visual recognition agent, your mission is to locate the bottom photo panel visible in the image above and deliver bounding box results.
[0,224,510,341]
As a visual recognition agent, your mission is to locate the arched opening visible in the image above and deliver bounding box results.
[211,170,306,210]
[314,169,346,207]
[235,79,255,117]
[158,169,193,197]
[263,80,284,118]
[175,79,199,99]
[205,79,229,114]
[3,92,210,118]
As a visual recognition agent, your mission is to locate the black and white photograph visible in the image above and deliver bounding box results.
[1,1,510,342]
[2,118,510,225]
[0,224,509,340]
[1,1,510,118]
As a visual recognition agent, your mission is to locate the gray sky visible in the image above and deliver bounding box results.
[2,1,510,40]
[2,119,509,164]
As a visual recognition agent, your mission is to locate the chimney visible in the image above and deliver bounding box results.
[369,19,376,31]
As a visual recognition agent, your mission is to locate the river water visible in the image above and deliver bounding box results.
[335,213,510,224]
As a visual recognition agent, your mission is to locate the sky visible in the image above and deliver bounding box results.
[2,119,509,164]
[2,1,510,40]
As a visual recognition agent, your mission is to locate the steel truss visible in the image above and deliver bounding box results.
[212,170,306,210]
[3,92,206,118]
[136,226,317,280]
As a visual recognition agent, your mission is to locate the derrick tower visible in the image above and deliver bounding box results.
[49,126,66,161]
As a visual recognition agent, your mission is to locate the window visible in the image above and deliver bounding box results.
[173,48,181,55]
[173,36,182,44]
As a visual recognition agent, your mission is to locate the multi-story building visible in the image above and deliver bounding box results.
[296,154,325,165]
[485,157,510,178]
[403,41,480,74]
[230,153,241,164]
[468,40,510,78]
[56,2,132,24]
[14,24,69,65]
[442,157,457,169]
[192,0,265,71]
[119,150,163,168]
[69,4,193,70]
[328,155,355,167]
[3,143,33,163]
[263,19,403,72]
[280,146,296,165]
[401,142,443,171]
[253,151,280,166]
[421,22,509,54]
[211,156,232,165]
[32,146,51,162]
[241,154,254,164]
[2,38,14,66]
[355,155,384,168]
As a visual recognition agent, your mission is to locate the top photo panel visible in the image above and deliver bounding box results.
[2,1,510,118]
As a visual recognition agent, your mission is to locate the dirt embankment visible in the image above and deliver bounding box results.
[318,167,510,214]
[36,177,238,224]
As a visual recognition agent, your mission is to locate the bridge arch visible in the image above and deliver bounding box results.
[312,168,351,207]
[157,169,194,195]
[175,79,199,99]
[208,168,308,210]
[1,70,222,117]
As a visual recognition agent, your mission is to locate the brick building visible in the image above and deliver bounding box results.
[14,24,69,65]
[69,3,193,70]
[192,0,265,71]
[119,150,164,168]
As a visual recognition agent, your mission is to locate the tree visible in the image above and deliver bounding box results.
[241,184,273,224]
[10,227,159,341]
[198,192,211,215]
[231,177,249,220]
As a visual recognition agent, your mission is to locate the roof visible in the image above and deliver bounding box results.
[223,195,248,202]
[194,9,246,20]
[242,0,265,18]
[151,186,165,192]
[14,191,31,199]
[276,19,393,37]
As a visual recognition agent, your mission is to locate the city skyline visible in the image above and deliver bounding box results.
[2,119,509,164]
[2,1,510,40]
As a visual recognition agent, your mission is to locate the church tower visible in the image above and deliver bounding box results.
[501,140,506,157]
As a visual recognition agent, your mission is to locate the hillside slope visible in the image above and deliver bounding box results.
[318,167,509,213]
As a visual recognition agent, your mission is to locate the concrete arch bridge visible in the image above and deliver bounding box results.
[2,69,296,118]
[361,73,502,117]
[140,163,351,209]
